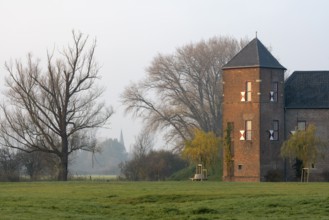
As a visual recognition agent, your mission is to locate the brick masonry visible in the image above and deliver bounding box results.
[222,67,285,182]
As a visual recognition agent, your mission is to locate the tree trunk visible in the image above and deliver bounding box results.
[58,138,69,181]
[58,157,68,181]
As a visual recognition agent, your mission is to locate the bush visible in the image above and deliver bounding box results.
[0,148,21,182]
[120,150,189,181]
[322,170,329,182]
[265,169,283,182]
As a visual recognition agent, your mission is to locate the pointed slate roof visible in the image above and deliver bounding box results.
[285,71,329,109]
[222,38,286,70]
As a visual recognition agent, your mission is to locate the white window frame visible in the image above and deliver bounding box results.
[246,81,252,101]
[270,82,278,102]
[297,121,306,131]
[245,120,252,140]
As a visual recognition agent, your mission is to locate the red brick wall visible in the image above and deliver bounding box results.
[223,68,261,181]
[223,68,285,182]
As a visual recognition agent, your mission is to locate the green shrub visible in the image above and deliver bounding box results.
[169,165,195,180]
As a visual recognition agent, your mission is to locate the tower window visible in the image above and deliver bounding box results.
[297,121,306,131]
[269,120,279,141]
[240,121,252,141]
[270,82,278,102]
[241,82,252,102]
[245,120,252,140]
[246,81,252,101]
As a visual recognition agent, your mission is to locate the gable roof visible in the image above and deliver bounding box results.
[285,71,329,109]
[222,38,286,70]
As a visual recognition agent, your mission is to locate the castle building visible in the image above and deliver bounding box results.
[222,38,329,182]
[285,70,329,181]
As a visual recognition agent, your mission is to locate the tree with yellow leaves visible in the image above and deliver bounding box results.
[182,129,221,172]
[281,124,326,169]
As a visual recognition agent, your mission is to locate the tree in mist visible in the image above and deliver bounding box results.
[0,31,113,181]
[132,131,154,160]
[121,36,247,150]
[18,151,59,180]
[120,131,154,180]
[119,131,188,181]
[0,148,21,181]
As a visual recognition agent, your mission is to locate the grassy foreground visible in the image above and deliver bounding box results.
[0,181,328,219]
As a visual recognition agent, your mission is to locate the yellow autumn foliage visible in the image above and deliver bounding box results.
[281,124,326,168]
[182,128,221,171]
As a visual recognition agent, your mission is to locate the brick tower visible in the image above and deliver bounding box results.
[222,38,286,182]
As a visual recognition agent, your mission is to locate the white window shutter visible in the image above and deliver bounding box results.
[269,130,274,140]
[240,130,245,140]
[270,91,274,102]
[241,92,246,102]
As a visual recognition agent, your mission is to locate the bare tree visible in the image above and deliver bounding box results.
[17,151,59,180]
[119,130,188,181]
[119,130,154,180]
[0,148,21,181]
[132,131,154,160]
[121,36,247,150]
[0,31,113,181]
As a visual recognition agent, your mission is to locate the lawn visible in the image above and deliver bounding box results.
[0,181,328,219]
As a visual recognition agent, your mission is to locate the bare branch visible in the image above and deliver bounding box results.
[121,36,247,150]
[0,31,113,181]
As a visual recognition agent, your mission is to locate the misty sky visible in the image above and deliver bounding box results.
[1,0,329,151]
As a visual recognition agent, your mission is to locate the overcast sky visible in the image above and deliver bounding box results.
[1,0,329,151]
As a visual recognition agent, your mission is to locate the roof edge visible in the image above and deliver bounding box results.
[285,107,329,109]
[223,65,287,70]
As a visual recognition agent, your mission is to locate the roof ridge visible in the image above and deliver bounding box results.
[255,39,260,65]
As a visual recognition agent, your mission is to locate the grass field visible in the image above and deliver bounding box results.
[70,175,118,181]
[0,181,328,220]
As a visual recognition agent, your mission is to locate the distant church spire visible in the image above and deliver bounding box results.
[119,130,125,147]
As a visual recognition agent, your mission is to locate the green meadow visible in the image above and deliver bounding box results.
[0,181,328,219]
